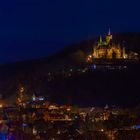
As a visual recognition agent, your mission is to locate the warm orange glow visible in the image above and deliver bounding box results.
[89,55,92,58]
[87,30,139,61]
[0,104,3,108]
[101,129,104,132]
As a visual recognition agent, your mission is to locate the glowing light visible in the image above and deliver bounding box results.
[67,108,71,111]
[20,87,25,93]
[32,94,36,101]
[0,104,3,108]
[101,129,104,132]
[33,127,37,135]
[89,55,92,58]
[49,105,58,110]
[38,97,44,101]
[135,125,140,129]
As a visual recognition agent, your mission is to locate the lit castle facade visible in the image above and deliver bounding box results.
[87,30,138,63]
[93,29,127,59]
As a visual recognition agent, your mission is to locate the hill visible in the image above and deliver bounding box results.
[0,32,140,107]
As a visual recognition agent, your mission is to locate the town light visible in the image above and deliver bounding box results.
[0,104,3,108]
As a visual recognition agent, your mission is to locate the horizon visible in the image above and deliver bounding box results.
[0,31,140,65]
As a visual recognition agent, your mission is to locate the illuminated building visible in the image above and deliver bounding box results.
[87,29,139,63]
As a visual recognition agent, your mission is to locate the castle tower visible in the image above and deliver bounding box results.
[108,28,111,35]
[106,28,112,44]
[98,35,103,45]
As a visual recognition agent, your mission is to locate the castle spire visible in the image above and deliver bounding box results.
[99,35,102,44]
[108,28,111,35]
[106,28,112,44]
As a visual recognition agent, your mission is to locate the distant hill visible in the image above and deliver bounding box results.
[0,32,140,107]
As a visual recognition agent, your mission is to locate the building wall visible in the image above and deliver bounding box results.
[93,45,123,59]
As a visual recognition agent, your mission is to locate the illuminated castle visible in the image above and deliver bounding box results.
[87,30,138,62]
[93,29,127,59]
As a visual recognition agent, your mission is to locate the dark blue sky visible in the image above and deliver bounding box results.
[0,0,140,63]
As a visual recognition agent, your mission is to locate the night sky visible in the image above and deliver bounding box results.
[0,0,140,63]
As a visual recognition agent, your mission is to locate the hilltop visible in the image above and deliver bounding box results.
[0,32,140,107]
